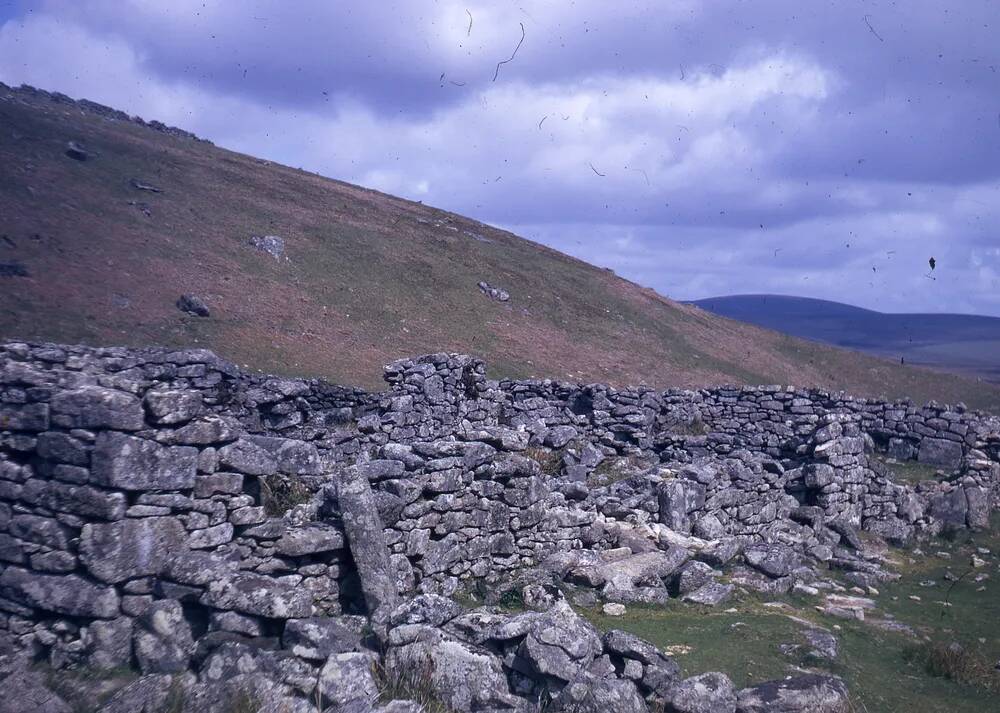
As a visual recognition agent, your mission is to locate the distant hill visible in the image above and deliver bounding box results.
[692,295,1000,384]
[2,83,1000,412]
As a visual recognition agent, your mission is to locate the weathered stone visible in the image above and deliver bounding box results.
[386,633,521,712]
[0,534,25,564]
[0,666,72,713]
[337,465,400,627]
[98,675,175,713]
[518,602,604,682]
[218,439,277,475]
[283,617,362,660]
[744,544,800,579]
[187,522,234,549]
[133,599,196,673]
[275,524,345,557]
[0,403,49,432]
[92,432,197,490]
[202,572,313,618]
[9,514,70,549]
[171,415,241,445]
[317,652,380,711]
[389,594,463,627]
[965,486,990,529]
[569,548,688,589]
[35,432,88,465]
[79,517,187,583]
[548,673,647,713]
[928,487,968,530]
[736,674,850,713]
[802,628,839,660]
[917,438,963,469]
[683,582,734,607]
[49,385,145,430]
[545,425,578,449]
[658,479,706,533]
[0,567,120,618]
[603,629,677,670]
[143,389,203,425]
[668,672,737,713]
[193,471,243,497]
[674,560,717,596]
[176,293,210,317]
[164,550,240,586]
[20,479,126,520]
[82,616,134,669]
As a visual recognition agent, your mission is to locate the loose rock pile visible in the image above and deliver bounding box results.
[0,342,997,712]
[1,82,210,144]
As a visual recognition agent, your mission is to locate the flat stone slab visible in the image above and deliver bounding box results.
[201,572,313,619]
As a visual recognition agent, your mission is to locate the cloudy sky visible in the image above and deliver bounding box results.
[2,1,998,315]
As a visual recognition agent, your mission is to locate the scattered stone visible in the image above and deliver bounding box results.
[477,280,510,302]
[683,582,734,607]
[176,294,210,317]
[736,674,850,713]
[667,671,737,713]
[129,178,162,192]
[248,234,286,260]
[602,602,626,616]
[0,261,28,277]
[64,140,92,161]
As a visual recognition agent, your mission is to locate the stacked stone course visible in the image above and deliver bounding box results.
[0,341,998,712]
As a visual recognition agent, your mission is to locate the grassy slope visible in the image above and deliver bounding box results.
[2,87,999,412]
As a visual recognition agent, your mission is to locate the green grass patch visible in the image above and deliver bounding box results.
[578,515,1000,713]
[259,474,313,517]
[373,658,456,713]
[872,454,943,485]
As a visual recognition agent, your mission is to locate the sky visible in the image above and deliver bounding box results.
[1,1,998,316]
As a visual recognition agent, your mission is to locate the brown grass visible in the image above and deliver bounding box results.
[2,86,999,412]
[904,640,1000,694]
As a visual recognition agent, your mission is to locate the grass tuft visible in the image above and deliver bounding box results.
[904,640,1000,694]
[259,474,313,517]
[158,680,186,713]
[372,659,456,713]
[224,689,262,713]
[523,446,563,476]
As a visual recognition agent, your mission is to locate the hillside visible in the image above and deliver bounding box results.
[693,295,1000,384]
[2,83,999,412]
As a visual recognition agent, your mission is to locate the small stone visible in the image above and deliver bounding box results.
[176,293,210,317]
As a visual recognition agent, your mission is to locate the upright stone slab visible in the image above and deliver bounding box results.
[337,464,401,626]
[917,438,963,469]
[91,432,197,490]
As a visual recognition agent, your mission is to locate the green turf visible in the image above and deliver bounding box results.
[579,516,1000,712]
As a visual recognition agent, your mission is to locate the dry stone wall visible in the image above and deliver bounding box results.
[1,341,998,684]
